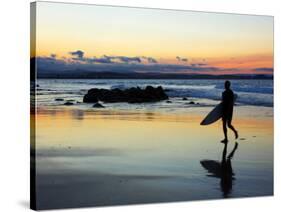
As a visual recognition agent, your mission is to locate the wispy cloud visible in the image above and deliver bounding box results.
[112,56,141,63]
[176,56,188,62]
[50,53,56,59]
[66,51,160,65]
[141,56,158,63]
[69,50,84,59]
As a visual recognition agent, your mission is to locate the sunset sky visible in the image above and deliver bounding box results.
[33,2,274,75]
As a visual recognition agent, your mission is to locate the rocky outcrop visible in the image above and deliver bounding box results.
[83,86,168,103]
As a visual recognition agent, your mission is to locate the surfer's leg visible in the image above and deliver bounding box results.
[227,119,238,139]
[221,117,228,143]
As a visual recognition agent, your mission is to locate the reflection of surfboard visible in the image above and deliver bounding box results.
[200,160,221,177]
[200,94,237,126]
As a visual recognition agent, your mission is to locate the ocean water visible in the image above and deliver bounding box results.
[33,78,273,209]
[36,79,273,111]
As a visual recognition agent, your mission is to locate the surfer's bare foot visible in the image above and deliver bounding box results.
[221,139,228,144]
[234,130,239,139]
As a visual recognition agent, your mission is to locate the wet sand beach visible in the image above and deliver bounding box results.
[33,105,273,210]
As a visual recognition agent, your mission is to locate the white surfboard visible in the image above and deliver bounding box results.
[200,94,237,126]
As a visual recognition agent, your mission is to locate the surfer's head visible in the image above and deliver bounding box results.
[225,80,231,89]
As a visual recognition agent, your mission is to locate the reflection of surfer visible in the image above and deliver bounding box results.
[220,142,238,197]
[221,81,238,143]
[200,142,239,198]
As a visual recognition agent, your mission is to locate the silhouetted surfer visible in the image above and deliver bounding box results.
[221,81,238,143]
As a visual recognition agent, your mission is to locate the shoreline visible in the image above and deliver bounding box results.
[35,103,273,120]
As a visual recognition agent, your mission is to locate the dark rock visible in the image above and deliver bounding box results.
[64,101,74,106]
[83,86,168,103]
[166,100,172,103]
[83,88,100,103]
[83,94,98,103]
[55,98,64,101]
[93,102,105,108]
[189,101,195,104]
[182,97,188,100]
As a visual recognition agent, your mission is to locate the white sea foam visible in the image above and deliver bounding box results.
[36,79,273,108]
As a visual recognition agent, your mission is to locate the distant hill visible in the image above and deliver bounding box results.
[36,70,273,80]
